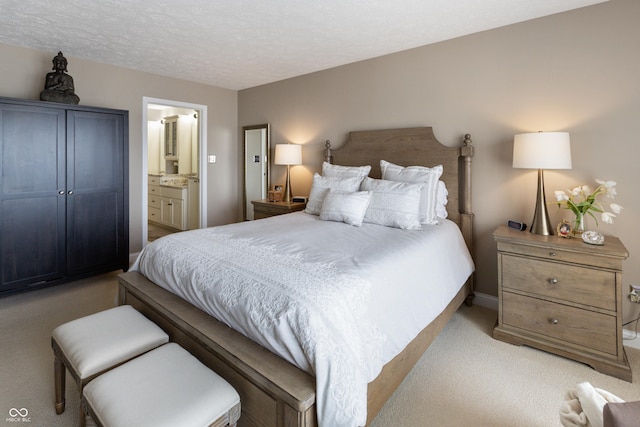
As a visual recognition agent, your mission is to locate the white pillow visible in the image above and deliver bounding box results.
[322,162,371,179]
[319,190,372,227]
[380,160,443,224]
[360,177,424,230]
[305,173,364,215]
[437,180,448,218]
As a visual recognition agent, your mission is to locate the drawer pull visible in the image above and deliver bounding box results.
[549,278,558,285]
[549,252,557,257]
[550,318,559,325]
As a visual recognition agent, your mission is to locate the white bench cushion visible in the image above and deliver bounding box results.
[52,305,168,378]
[83,342,240,427]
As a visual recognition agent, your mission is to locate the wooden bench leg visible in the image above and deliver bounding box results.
[54,350,66,415]
[228,402,241,427]
[79,400,87,427]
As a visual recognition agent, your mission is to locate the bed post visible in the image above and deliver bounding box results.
[459,133,474,248]
[460,133,474,305]
[461,134,473,214]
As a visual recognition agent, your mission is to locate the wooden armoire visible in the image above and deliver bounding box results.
[0,97,128,296]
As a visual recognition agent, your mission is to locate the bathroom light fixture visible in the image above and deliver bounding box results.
[513,131,572,235]
[274,143,302,203]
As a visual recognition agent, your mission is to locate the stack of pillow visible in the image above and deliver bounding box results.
[305,161,448,229]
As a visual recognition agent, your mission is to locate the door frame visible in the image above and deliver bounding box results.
[141,97,208,247]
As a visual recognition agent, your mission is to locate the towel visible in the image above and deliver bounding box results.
[560,382,625,427]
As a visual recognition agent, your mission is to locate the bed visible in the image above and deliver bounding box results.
[118,126,475,427]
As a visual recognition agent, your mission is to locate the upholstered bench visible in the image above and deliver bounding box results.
[82,342,241,427]
[51,305,169,422]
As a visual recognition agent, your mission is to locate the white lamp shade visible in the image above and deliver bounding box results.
[274,144,302,165]
[513,132,572,169]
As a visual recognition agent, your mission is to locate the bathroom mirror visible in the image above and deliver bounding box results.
[243,124,270,220]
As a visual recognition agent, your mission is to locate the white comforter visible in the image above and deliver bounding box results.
[132,212,474,427]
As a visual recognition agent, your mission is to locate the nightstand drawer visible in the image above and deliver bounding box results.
[502,292,617,355]
[256,204,291,215]
[251,200,306,219]
[501,254,615,311]
[497,241,616,269]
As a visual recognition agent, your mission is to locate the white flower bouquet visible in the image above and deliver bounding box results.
[554,179,623,231]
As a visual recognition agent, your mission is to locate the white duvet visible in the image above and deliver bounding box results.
[132,212,474,427]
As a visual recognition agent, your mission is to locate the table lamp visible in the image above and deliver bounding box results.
[274,143,302,203]
[513,132,572,235]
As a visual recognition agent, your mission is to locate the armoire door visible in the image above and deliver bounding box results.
[66,110,126,276]
[0,103,66,292]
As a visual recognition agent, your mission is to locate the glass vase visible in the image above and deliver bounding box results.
[573,212,585,235]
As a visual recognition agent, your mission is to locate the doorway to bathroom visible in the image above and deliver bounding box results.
[142,97,208,246]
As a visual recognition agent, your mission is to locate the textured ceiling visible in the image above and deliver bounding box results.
[0,0,606,90]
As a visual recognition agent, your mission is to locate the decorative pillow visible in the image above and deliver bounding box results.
[380,160,443,224]
[436,180,448,218]
[360,177,424,230]
[319,190,372,227]
[322,162,371,179]
[305,174,364,215]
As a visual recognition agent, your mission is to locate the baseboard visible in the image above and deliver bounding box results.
[472,292,498,311]
[623,328,640,350]
[129,252,141,267]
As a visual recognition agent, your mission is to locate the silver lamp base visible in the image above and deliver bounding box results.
[530,168,553,235]
[282,165,293,203]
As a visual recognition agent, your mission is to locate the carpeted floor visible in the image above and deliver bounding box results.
[369,305,640,427]
[1,274,638,427]
[0,273,118,427]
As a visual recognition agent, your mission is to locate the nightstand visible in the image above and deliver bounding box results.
[251,199,306,219]
[492,224,631,381]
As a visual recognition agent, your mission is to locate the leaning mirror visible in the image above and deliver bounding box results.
[243,124,270,220]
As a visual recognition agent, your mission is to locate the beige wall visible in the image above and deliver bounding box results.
[1,1,637,321]
[0,43,238,254]
[239,0,640,321]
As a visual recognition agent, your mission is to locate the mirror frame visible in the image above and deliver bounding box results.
[242,124,271,220]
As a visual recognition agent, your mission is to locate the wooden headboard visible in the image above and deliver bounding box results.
[331,127,474,251]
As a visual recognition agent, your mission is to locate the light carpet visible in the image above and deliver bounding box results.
[0,273,638,427]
